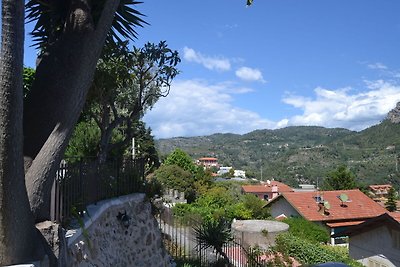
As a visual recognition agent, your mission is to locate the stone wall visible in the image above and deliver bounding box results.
[66,193,173,267]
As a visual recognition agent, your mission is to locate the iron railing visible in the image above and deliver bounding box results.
[50,158,145,226]
[157,209,272,267]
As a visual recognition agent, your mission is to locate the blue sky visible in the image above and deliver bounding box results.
[23,0,400,139]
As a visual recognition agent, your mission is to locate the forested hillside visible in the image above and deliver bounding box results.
[156,118,400,188]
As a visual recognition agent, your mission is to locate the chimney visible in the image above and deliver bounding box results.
[317,201,330,216]
[318,202,325,215]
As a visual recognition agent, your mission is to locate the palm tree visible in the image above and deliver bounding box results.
[193,219,234,266]
[0,0,38,264]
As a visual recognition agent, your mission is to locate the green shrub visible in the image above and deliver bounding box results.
[283,217,329,244]
[275,233,363,266]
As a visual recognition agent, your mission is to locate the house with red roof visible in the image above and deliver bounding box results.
[332,212,400,266]
[241,180,293,201]
[369,184,392,200]
[196,157,219,168]
[266,189,387,245]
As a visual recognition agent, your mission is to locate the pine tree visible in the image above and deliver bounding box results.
[385,187,398,212]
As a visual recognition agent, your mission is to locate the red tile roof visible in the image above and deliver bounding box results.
[390,212,400,222]
[326,220,365,227]
[242,181,293,194]
[198,157,218,161]
[279,189,387,222]
[369,184,392,191]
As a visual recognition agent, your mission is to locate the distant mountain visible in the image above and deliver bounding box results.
[156,107,400,188]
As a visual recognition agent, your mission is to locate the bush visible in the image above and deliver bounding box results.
[283,217,329,244]
[275,233,363,266]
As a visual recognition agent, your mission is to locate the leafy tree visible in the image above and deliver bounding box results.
[164,148,197,174]
[385,187,398,212]
[193,166,213,191]
[323,166,357,190]
[153,164,193,194]
[64,120,101,160]
[175,185,252,222]
[85,41,180,163]
[132,122,160,174]
[242,194,270,219]
[229,167,235,177]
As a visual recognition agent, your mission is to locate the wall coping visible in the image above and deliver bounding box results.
[65,193,146,246]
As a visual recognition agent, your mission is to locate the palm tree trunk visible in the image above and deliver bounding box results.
[0,0,38,263]
[23,0,121,222]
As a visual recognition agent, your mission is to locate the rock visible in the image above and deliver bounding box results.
[387,102,400,123]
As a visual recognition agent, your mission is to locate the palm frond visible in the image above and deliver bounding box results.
[106,0,148,44]
[193,219,233,252]
[26,0,147,50]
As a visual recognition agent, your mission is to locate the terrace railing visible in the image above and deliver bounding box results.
[157,209,271,267]
[50,157,145,226]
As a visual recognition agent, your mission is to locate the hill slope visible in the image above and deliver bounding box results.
[156,120,400,187]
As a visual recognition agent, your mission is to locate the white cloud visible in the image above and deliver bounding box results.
[367,62,388,70]
[235,66,266,83]
[282,80,400,130]
[143,79,274,138]
[144,77,400,139]
[183,47,231,71]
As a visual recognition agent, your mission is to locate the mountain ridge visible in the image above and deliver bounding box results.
[156,116,400,188]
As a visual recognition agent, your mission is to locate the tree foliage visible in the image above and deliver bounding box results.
[385,186,398,212]
[323,165,357,190]
[173,184,261,222]
[242,194,270,219]
[23,67,35,97]
[153,164,193,193]
[283,217,329,244]
[85,41,179,163]
[164,148,197,174]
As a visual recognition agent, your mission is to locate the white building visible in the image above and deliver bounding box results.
[234,170,246,178]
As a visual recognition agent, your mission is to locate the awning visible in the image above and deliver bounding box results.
[326,220,365,228]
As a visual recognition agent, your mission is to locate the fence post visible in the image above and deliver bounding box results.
[50,172,57,222]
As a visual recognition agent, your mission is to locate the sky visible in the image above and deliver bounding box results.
[23,0,400,139]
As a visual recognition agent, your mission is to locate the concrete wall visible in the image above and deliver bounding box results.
[66,193,173,267]
[270,197,300,219]
[349,225,400,267]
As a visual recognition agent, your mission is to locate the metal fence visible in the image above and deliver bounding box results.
[157,209,272,267]
[50,158,145,226]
